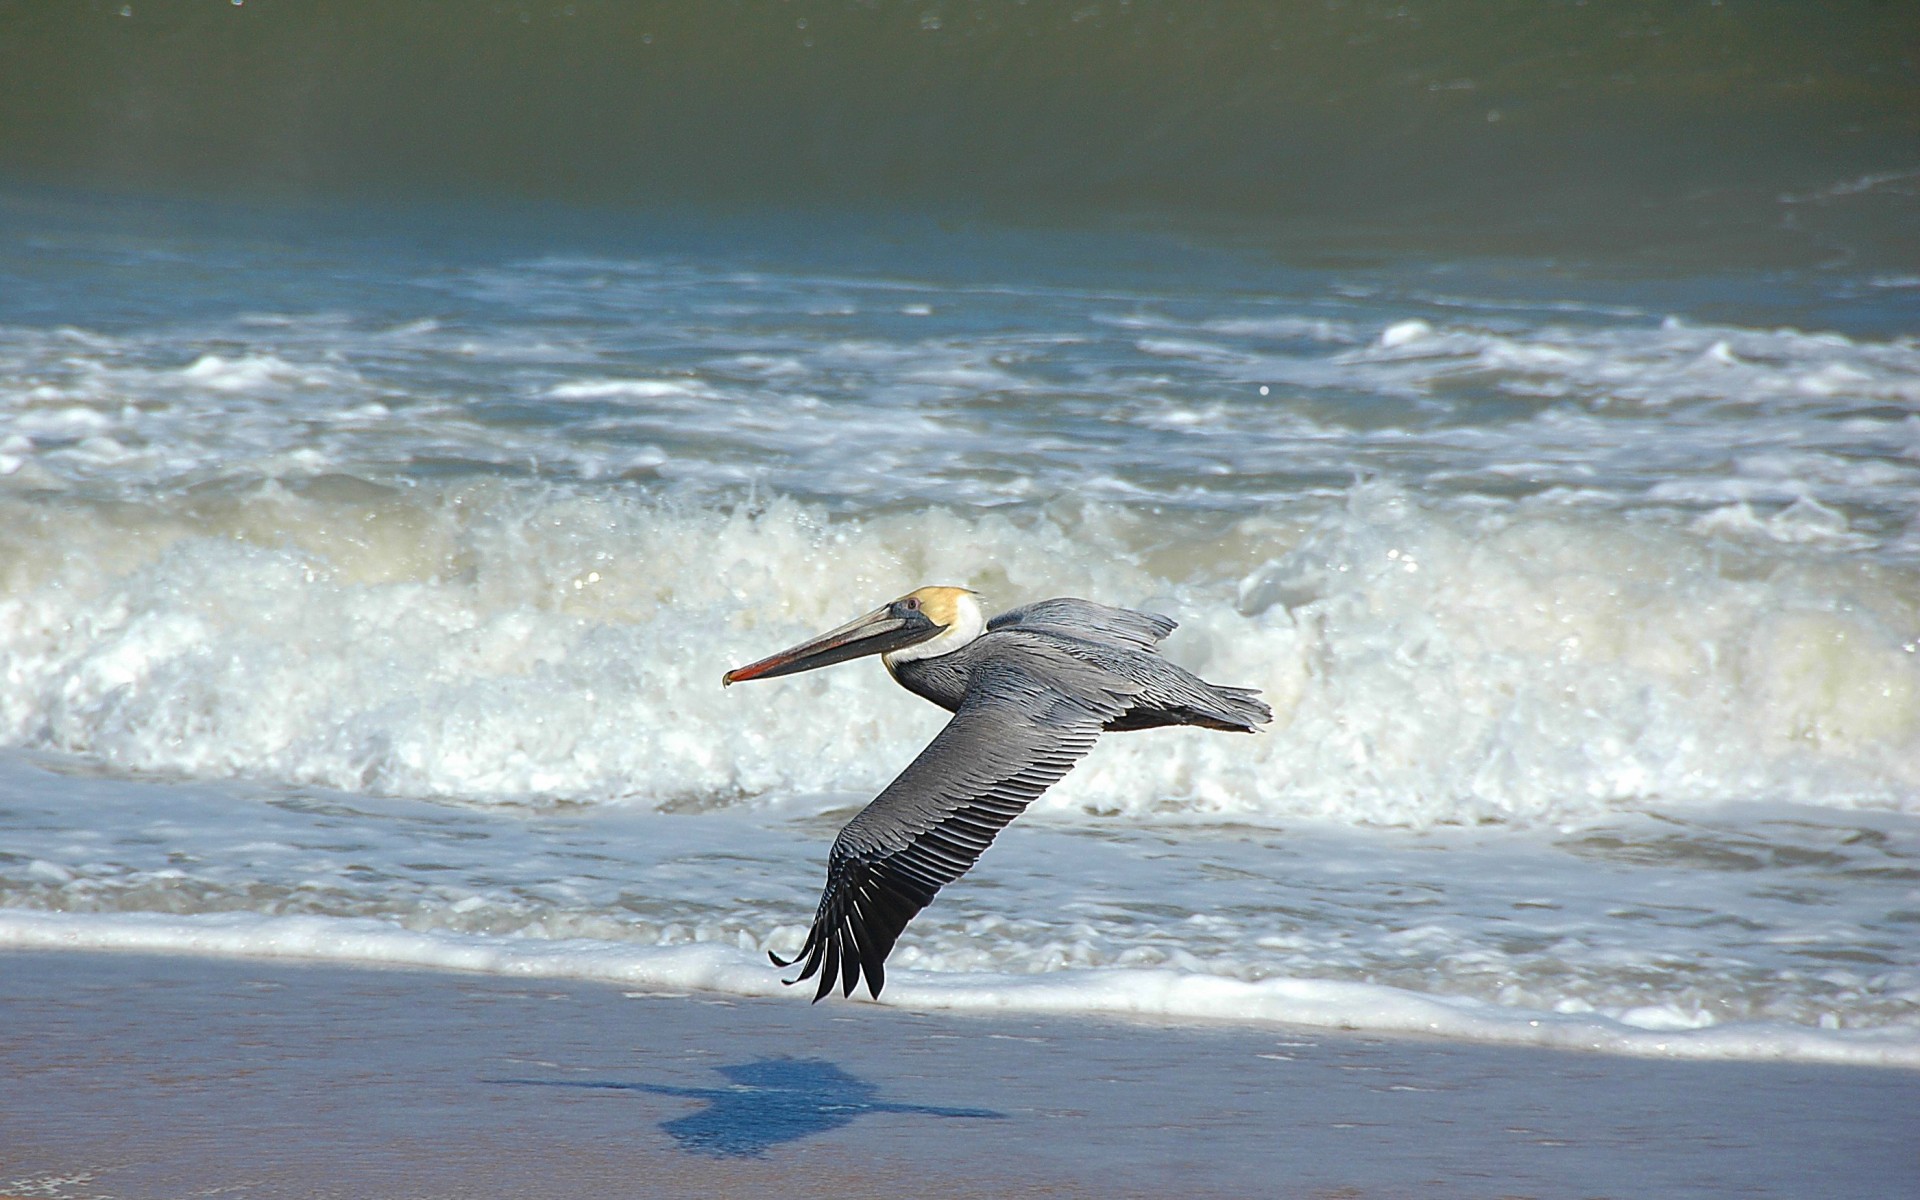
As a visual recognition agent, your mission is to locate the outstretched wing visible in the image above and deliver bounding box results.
[773,634,1136,1001]
[987,597,1176,651]
[990,598,1268,734]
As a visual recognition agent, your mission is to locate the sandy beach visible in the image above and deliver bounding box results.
[2,950,1913,1199]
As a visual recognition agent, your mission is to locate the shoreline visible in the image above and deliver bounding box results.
[4,949,1915,1199]
[4,907,1914,1071]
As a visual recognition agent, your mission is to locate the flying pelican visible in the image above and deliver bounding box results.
[723,586,1270,1001]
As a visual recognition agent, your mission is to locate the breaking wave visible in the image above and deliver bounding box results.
[4,481,1915,826]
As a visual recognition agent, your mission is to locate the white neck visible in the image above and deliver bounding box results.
[884,591,987,666]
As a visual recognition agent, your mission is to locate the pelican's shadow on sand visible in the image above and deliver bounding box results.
[492,1057,1005,1158]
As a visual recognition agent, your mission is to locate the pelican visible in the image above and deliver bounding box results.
[723,586,1270,1001]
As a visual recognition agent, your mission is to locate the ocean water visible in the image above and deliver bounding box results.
[2,1,1917,1068]
[2,195,1915,1067]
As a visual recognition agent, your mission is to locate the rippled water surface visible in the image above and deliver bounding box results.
[1,193,1916,1064]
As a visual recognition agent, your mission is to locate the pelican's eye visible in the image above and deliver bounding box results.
[902,596,920,611]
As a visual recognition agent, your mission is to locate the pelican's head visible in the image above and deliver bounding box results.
[722,586,985,686]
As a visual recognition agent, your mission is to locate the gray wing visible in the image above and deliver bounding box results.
[993,598,1268,734]
[987,597,1176,651]
[773,634,1137,1001]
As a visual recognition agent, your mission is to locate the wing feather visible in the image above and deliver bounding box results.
[775,636,1135,1000]
[986,598,1175,651]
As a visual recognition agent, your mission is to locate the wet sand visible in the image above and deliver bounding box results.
[1,950,1913,1199]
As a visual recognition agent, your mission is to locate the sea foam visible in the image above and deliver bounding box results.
[1,481,1914,826]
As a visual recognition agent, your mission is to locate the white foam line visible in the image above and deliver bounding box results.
[6,909,1914,1070]
[885,972,1920,1069]
[0,908,791,998]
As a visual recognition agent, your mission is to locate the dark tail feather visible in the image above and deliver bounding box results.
[1105,685,1272,734]
[1211,685,1272,732]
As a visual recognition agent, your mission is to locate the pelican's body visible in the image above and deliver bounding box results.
[724,586,1270,1001]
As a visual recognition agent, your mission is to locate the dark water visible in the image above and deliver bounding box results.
[2,1,1914,269]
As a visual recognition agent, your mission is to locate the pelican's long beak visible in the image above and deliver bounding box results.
[723,603,939,686]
